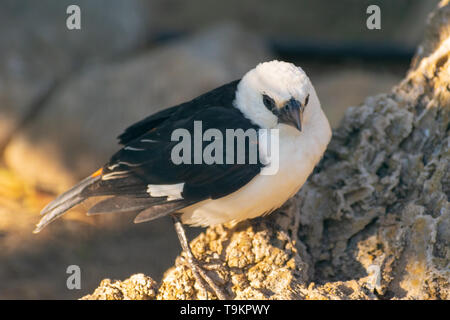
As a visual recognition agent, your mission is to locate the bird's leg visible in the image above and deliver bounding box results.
[171,214,228,300]
[171,215,209,299]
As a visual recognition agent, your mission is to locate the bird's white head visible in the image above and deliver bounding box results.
[235,60,323,132]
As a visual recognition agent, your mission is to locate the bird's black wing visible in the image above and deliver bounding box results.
[83,105,263,222]
[35,79,263,231]
[81,79,264,223]
[117,80,240,145]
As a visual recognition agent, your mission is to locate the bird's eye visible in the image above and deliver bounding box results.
[262,94,276,111]
[304,94,310,107]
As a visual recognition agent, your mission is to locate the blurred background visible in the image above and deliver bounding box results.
[0,0,439,299]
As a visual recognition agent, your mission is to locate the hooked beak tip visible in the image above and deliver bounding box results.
[297,110,303,132]
[279,98,304,132]
[290,100,303,132]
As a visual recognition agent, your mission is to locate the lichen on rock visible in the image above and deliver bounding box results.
[81,274,158,300]
[157,209,309,300]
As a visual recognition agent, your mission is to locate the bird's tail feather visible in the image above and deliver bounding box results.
[33,175,100,233]
[87,196,164,215]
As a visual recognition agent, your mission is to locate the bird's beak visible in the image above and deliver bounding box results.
[279,98,304,132]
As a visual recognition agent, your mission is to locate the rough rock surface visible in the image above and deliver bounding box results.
[4,23,272,192]
[84,1,450,300]
[81,274,158,300]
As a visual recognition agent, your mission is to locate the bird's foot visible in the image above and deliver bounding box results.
[179,255,229,300]
[171,214,229,300]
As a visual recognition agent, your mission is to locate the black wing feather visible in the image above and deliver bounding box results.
[87,196,169,215]
[118,80,240,145]
[36,79,264,230]
[102,105,263,195]
[95,80,263,221]
[133,200,198,223]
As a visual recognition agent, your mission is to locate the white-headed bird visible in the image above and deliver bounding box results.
[34,60,332,299]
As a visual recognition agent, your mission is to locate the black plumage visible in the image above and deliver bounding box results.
[118,80,240,145]
[35,80,266,231]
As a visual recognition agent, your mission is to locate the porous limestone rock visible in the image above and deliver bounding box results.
[81,273,157,300]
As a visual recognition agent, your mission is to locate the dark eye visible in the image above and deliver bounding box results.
[262,94,276,111]
[304,94,310,107]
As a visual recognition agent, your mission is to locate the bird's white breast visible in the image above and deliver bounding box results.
[180,117,331,227]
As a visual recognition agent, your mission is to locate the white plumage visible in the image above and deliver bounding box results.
[147,183,185,201]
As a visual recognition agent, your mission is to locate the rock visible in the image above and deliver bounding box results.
[156,209,309,300]
[0,0,150,150]
[412,0,450,67]
[4,23,272,192]
[85,1,449,300]
[292,6,450,295]
[81,274,158,300]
